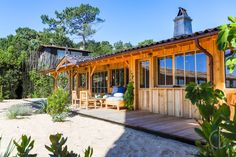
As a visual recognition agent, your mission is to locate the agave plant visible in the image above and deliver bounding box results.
[0,137,15,157]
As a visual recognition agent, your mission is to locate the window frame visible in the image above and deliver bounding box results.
[92,71,108,94]
[139,60,150,88]
[156,56,173,87]
[78,73,87,88]
[224,49,236,88]
[110,68,125,87]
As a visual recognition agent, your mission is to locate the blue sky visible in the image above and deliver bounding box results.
[0,0,235,45]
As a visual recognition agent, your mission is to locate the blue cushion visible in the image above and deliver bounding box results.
[117,86,125,93]
[112,86,119,95]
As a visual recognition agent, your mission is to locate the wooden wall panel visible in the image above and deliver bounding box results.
[167,89,174,116]
[152,90,159,113]
[174,89,182,117]
[138,88,199,118]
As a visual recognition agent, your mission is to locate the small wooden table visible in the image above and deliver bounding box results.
[94,98,106,109]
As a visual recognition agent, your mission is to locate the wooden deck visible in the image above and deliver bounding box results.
[77,109,201,145]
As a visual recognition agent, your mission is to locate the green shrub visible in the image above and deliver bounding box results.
[14,135,37,157]
[0,137,15,157]
[6,105,32,119]
[45,133,93,157]
[47,88,69,122]
[52,113,68,122]
[185,82,236,157]
[124,81,134,111]
[0,85,3,102]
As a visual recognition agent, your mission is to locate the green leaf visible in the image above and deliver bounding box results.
[228,16,236,23]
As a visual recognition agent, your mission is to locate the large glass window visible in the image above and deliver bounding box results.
[225,50,236,88]
[140,61,150,88]
[175,55,185,85]
[57,50,65,59]
[185,53,195,84]
[92,72,108,93]
[111,69,124,86]
[196,53,207,84]
[157,56,173,85]
[78,73,87,88]
[175,52,208,86]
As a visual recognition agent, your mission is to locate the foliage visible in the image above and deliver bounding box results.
[113,41,133,52]
[185,82,236,157]
[45,133,93,157]
[29,70,53,98]
[41,4,104,49]
[6,105,33,119]
[0,137,15,157]
[0,46,26,99]
[0,85,3,102]
[47,88,69,122]
[85,40,113,56]
[57,74,69,90]
[217,16,236,73]
[14,135,37,157]
[34,100,48,114]
[138,39,156,46]
[124,81,134,111]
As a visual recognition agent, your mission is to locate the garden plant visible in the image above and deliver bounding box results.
[47,88,70,122]
[185,82,236,157]
[0,134,93,157]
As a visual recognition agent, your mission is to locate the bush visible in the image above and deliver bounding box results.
[14,135,37,157]
[47,88,69,122]
[6,105,32,119]
[0,85,3,102]
[1,133,93,157]
[45,133,93,157]
[185,82,236,157]
[124,81,134,111]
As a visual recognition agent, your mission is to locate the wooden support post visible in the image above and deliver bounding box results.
[53,74,58,91]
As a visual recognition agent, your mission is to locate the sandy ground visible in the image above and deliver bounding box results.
[0,99,198,157]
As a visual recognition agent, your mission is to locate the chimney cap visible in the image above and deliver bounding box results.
[177,7,188,16]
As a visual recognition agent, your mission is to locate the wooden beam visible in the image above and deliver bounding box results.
[90,66,96,77]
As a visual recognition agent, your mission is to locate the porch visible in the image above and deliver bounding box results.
[76,108,201,145]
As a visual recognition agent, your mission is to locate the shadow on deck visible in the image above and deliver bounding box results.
[77,109,201,145]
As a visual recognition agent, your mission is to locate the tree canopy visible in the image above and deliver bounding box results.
[41,4,104,49]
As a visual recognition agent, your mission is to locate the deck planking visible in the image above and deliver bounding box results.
[77,109,201,145]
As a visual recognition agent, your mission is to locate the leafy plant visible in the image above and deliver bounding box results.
[0,137,15,157]
[47,88,69,122]
[14,135,37,157]
[185,82,236,157]
[6,105,32,119]
[0,83,3,102]
[45,133,93,157]
[217,16,236,73]
[34,100,48,114]
[29,70,53,98]
[124,81,134,111]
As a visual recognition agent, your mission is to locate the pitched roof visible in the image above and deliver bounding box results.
[39,45,92,53]
[74,27,219,65]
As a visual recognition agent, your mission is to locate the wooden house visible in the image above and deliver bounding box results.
[37,45,91,71]
[47,8,236,119]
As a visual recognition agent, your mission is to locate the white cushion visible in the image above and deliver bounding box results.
[114,93,124,97]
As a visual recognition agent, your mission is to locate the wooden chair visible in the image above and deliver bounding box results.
[79,91,96,109]
[72,90,80,108]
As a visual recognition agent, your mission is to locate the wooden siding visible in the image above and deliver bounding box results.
[138,88,200,118]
